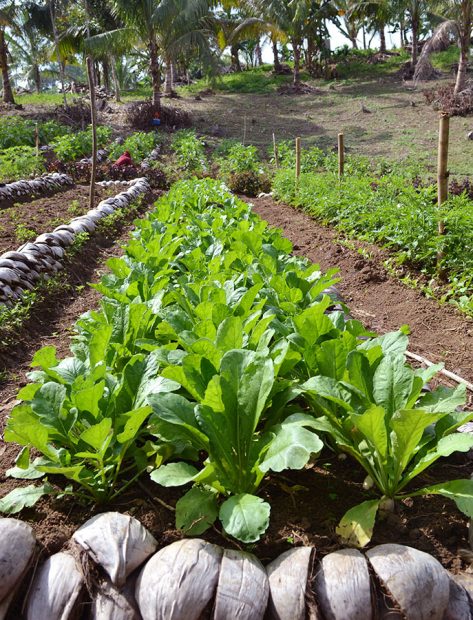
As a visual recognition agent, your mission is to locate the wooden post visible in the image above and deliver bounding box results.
[243,114,247,145]
[437,113,449,275]
[86,56,98,211]
[295,136,301,182]
[338,132,344,179]
[34,123,40,157]
[273,132,279,169]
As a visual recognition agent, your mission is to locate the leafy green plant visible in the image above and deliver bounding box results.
[108,132,158,162]
[14,223,37,243]
[302,329,473,546]
[0,146,45,182]
[171,130,207,175]
[52,126,112,162]
[149,348,323,542]
[0,117,69,150]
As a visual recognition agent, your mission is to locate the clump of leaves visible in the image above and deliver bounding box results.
[423,84,473,117]
[227,170,271,196]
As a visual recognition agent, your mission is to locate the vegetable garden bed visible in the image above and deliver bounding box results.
[1,178,473,619]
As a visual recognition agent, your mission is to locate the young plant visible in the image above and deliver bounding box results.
[149,347,323,543]
[302,329,473,546]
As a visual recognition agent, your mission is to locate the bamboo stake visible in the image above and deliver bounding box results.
[243,114,247,145]
[34,123,39,157]
[405,350,473,393]
[338,132,344,179]
[273,132,279,169]
[86,56,97,211]
[437,113,449,275]
[295,136,301,182]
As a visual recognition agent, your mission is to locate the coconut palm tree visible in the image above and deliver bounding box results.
[0,0,16,104]
[85,0,214,108]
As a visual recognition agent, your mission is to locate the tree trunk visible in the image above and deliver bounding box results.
[50,0,66,106]
[0,29,15,104]
[292,37,301,86]
[111,56,121,102]
[348,23,358,49]
[272,39,281,72]
[255,40,263,66]
[454,0,472,96]
[379,23,386,53]
[95,62,101,86]
[306,36,315,74]
[399,14,406,49]
[102,57,110,92]
[33,63,41,93]
[230,44,241,72]
[164,57,173,95]
[362,24,367,50]
[411,9,419,67]
[149,38,161,109]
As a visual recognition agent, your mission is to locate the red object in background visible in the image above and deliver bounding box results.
[114,150,133,167]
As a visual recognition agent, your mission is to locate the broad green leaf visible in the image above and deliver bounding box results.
[80,418,112,451]
[176,487,218,535]
[372,354,414,417]
[403,433,473,486]
[0,483,54,514]
[390,409,444,483]
[347,351,374,400]
[414,479,473,518]
[353,405,388,462]
[6,456,48,480]
[216,316,244,351]
[31,346,59,370]
[259,420,323,473]
[219,494,270,543]
[117,406,152,443]
[151,462,200,487]
[316,338,349,381]
[336,499,380,548]
[418,384,466,413]
[293,300,334,345]
[72,381,105,417]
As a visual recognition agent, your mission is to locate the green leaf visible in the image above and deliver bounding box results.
[259,417,323,473]
[336,499,380,548]
[31,345,59,370]
[353,405,388,462]
[216,316,244,351]
[80,418,112,451]
[0,483,54,514]
[176,487,218,535]
[6,457,48,480]
[116,406,152,443]
[150,462,200,487]
[405,434,473,485]
[415,479,473,518]
[372,354,414,417]
[219,494,271,543]
[418,384,466,413]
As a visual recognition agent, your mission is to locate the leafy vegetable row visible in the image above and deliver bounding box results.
[2,178,473,545]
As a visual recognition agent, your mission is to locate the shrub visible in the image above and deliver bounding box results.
[108,132,158,162]
[0,117,69,149]
[51,126,112,162]
[0,146,45,182]
[227,170,272,196]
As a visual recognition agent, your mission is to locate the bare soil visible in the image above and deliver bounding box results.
[0,193,472,586]
[0,185,114,254]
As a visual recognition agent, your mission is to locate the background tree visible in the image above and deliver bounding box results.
[0,0,16,104]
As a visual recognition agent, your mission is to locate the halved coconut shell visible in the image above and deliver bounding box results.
[135,538,222,620]
[0,518,36,611]
[213,548,269,620]
[367,544,450,620]
[73,512,157,587]
[26,551,85,620]
[91,580,140,620]
[266,547,314,620]
[444,575,472,620]
[314,548,372,620]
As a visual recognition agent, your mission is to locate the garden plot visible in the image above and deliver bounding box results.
[0,178,473,613]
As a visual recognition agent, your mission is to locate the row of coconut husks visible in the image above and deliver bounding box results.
[0,177,150,306]
[0,173,74,205]
[2,512,472,620]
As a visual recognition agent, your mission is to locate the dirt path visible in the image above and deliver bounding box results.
[249,195,473,389]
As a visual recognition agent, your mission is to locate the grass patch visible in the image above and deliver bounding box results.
[15,92,81,106]
[430,45,459,73]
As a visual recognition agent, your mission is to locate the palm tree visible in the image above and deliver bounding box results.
[0,0,16,104]
[86,0,214,109]
[6,6,49,92]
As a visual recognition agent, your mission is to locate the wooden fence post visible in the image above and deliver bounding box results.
[34,122,39,157]
[437,113,449,275]
[338,132,344,179]
[295,136,301,182]
[86,56,98,211]
[273,132,279,169]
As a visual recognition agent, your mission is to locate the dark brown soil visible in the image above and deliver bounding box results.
[0,191,473,585]
[0,185,114,253]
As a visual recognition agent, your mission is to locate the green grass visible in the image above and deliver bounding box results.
[431,45,459,72]
[179,64,306,95]
[15,92,81,106]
